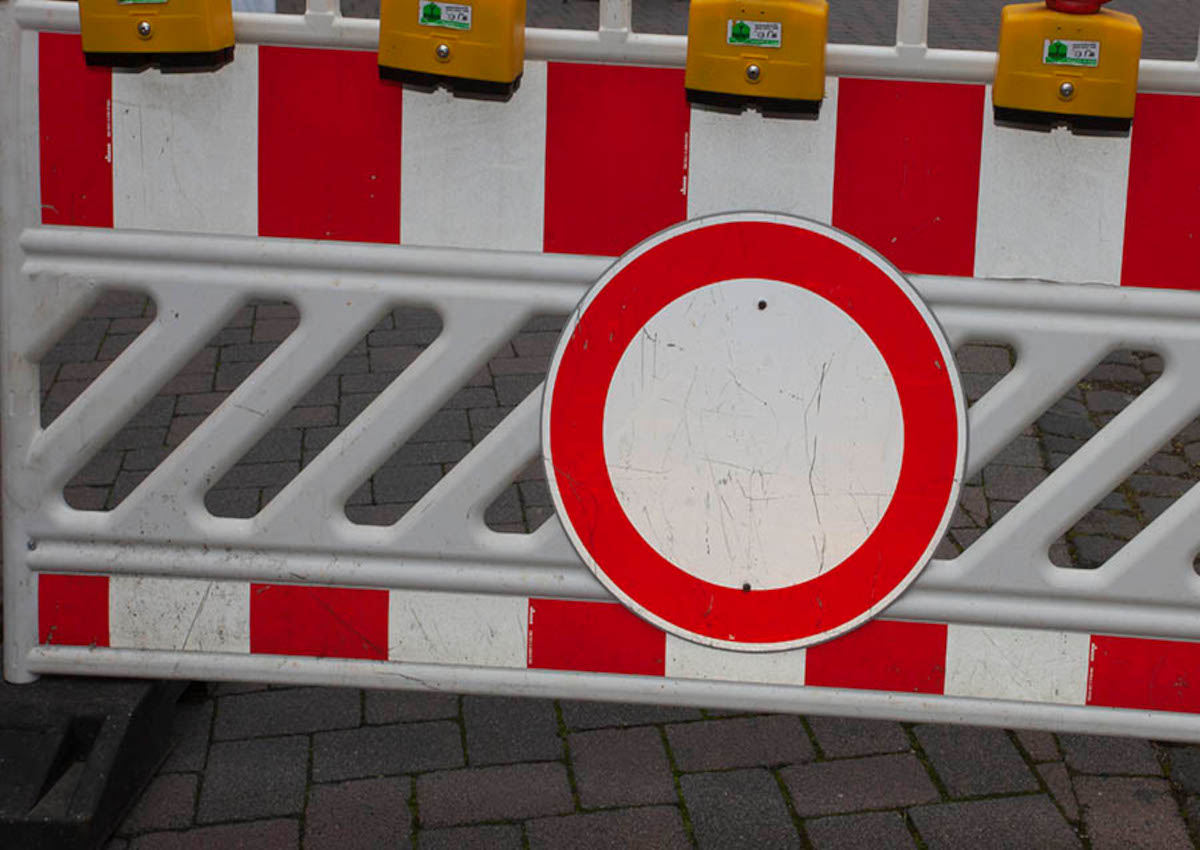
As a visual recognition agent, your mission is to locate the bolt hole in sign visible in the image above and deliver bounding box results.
[542,214,967,651]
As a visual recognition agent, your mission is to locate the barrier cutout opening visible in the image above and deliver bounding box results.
[1043,349,1166,569]
[55,298,299,512]
[204,305,442,519]
[40,289,156,429]
[480,314,567,534]
[348,312,565,527]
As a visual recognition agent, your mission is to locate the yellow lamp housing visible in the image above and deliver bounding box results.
[685,0,828,117]
[993,0,1142,133]
[80,0,234,72]
[379,0,526,100]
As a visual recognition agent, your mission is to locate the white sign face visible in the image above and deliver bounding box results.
[543,214,966,651]
[603,278,903,591]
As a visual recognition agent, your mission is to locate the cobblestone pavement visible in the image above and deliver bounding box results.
[31,290,1200,848]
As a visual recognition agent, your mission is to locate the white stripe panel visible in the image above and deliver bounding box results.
[109,577,250,652]
[974,85,1131,285]
[400,62,547,251]
[944,625,1090,704]
[686,79,839,223]
[112,46,258,236]
[388,590,527,667]
[665,634,806,685]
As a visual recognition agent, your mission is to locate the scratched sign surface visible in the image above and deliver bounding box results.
[543,214,966,650]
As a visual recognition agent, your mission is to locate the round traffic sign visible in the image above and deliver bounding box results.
[542,214,966,651]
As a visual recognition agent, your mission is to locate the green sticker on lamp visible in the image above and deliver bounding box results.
[420,1,472,30]
[727,19,782,49]
[1043,39,1100,67]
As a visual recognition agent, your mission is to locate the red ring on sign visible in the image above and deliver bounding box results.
[545,218,962,648]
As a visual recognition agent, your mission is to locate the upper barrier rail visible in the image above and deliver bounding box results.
[12,0,1200,92]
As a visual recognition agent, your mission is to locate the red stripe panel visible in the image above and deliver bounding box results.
[1120,93,1200,290]
[1088,636,1200,714]
[38,33,113,228]
[250,584,388,660]
[805,620,947,694]
[38,574,110,647]
[544,63,689,257]
[258,47,402,243]
[527,599,665,676]
[832,79,984,276]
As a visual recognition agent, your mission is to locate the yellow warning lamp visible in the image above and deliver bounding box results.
[993,0,1142,132]
[685,0,828,116]
[379,0,526,99]
[79,0,234,71]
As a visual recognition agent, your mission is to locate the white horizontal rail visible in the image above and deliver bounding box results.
[11,0,1200,93]
[27,645,1200,743]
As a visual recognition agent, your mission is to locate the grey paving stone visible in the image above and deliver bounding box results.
[993,435,1043,467]
[1184,796,1200,837]
[983,464,1048,500]
[1074,776,1192,850]
[807,715,909,759]
[527,807,690,850]
[418,825,523,850]
[205,487,260,517]
[372,463,443,503]
[303,777,411,850]
[1016,728,1061,763]
[129,819,299,850]
[241,429,304,464]
[417,763,574,827]
[494,374,544,407]
[806,811,916,850]
[196,736,309,823]
[215,461,300,490]
[1059,734,1163,776]
[312,720,463,782]
[913,725,1038,797]
[1087,389,1137,413]
[1038,412,1097,441]
[1169,746,1200,794]
[279,405,338,428]
[118,773,198,835]
[1070,535,1127,567]
[681,769,800,849]
[214,686,361,740]
[781,754,940,817]
[1128,475,1193,498]
[570,726,676,808]
[560,700,702,730]
[446,387,498,409]
[391,440,472,466]
[667,715,813,772]
[1138,453,1191,477]
[410,409,471,443]
[956,344,1012,375]
[364,690,459,724]
[64,486,109,511]
[910,796,1080,849]
[463,696,561,766]
[1039,762,1081,822]
[1070,510,1144,538]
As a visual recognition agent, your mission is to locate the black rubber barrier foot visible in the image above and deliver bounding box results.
[378,65,522,102]
[686,88,822,120]
[0,677,185,850]
[993,105,1132,136]
[84,46,235,73]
